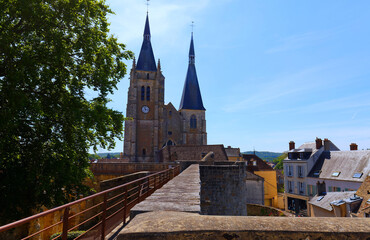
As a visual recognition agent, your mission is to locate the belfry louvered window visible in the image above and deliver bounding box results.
[146,87,150,101]
[141,86,145,100]
[190,115,197,129]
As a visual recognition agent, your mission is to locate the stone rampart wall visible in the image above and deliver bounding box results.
[200,165,247,216]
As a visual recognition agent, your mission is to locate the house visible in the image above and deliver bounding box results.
[224,146,242,161]
[245,171,264,205]
[283,138,340,216]
[243,154,278,207]
[308,191,362,217]
[306,145,370,197]
[354,175,370,217]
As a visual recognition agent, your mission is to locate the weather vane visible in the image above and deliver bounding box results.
[191,21,194,33]
[146,0,150,13]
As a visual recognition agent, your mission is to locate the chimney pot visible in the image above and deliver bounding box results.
[315,138,323,149]
[324,138,330,151]
[350,143,358,151]
[289,141,295,150]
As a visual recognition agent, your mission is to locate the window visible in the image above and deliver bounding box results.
[353,173,363,178]
[141,86,145,100]
[146,86,150,101]
[313,170,320,177]
[298,166,304,178]
[288,181,293,193]
[299,182,304,194]
[168,131,172,135]
[169,110,172,116]
[147,73,150,79]
[331,172,341,177]
[142,148,146,156]
[328,186,332,192]
[190,115,197,129]
[253,161,257,166]
[287,165,293,177]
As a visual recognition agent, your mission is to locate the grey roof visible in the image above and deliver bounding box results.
[312,150,370,182]
[179,34,205,111]
[309,191,358,211]
[136,14,157,72]
[224,147,240,157]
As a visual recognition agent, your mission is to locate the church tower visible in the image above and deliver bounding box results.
[179,33,207,145]
[124,14,165,162]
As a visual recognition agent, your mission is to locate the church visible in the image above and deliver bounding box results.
[123,14,207,162]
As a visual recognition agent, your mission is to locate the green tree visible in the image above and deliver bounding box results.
[0,0,133,223]
[272,152,287,170]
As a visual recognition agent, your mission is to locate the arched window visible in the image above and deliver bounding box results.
[146,86,150,101]
[142,148,146,156]
[167,140,173,146]
[190,115,197,129]
[141,86,145,101]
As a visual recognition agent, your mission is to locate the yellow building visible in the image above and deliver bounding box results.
[243,154,279,208]
[255,170,278,207]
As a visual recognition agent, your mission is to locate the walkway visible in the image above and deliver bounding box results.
[130,164,200,217]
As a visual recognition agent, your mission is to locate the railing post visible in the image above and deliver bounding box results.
[123,186,128,224]
[101,193,107,240]
[61,207,70,240]
[154,174,157,189]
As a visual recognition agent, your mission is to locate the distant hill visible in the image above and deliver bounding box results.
[242,151,283,162]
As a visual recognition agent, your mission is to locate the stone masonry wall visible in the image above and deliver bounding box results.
[200,165,247,216]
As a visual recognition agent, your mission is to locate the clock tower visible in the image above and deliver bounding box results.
[124,13,165,162]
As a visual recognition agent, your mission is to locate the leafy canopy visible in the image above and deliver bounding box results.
[0,0,133,223]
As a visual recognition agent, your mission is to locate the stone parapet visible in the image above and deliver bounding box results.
[118,211,370,240]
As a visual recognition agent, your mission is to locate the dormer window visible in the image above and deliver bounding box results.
[353,173,363,178]
[331,172,341,177]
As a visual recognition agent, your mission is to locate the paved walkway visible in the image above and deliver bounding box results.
[130,164,200,217]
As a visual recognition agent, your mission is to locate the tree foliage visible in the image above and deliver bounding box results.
[272,152,287,170]
[0,0,133,223]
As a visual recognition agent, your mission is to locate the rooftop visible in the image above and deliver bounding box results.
[309,191,358,211]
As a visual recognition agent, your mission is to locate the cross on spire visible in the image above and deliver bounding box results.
[146,0,150,13]
[191,21,194,34]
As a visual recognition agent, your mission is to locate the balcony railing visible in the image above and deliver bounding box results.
[0,166,180,240]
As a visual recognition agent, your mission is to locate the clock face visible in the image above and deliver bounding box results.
[142,105,150,113]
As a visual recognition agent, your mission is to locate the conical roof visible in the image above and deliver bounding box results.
[179,34,205,110]
[136,14,157,72]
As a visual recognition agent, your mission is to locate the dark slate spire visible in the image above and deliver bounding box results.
[179,33,205,110]
[136,14,157,72]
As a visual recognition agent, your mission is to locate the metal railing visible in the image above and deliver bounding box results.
[0,166,180,240]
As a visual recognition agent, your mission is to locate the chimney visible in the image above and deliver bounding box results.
[289,141,295,150]
[350,143,358,151]
[315,138,323,149]
[324,138,330,151]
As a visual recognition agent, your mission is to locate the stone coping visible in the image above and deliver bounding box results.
[118,211,370,240]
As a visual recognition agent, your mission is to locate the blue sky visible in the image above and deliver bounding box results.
[94,0,370,153]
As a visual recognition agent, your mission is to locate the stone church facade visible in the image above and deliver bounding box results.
[124,14,207,162]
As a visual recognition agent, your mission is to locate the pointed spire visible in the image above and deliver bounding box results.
[179,33,205,111]
[157,58,161,72]
[189,33,195,64]
[136,13,157,72]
